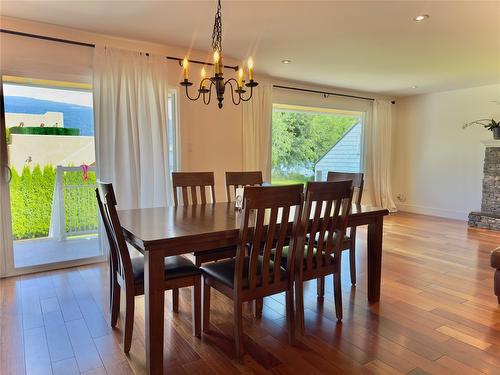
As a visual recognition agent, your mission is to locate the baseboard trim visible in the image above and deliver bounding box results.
[395,203,468,221]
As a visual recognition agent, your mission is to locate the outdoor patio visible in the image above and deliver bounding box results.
[13,235,100,268]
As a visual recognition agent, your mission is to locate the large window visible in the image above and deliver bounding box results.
[272,104,363,185]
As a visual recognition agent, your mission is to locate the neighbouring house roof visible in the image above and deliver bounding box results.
[314,122,362,173]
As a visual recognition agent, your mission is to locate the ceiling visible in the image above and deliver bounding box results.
[1,1,499,96]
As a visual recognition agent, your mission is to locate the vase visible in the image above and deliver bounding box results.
[494,127,500,140]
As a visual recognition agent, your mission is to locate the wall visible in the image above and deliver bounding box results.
[8,134,95,171]
[1,16,391,203]
[5,111,64,128]
[0,16,245,201]
[393,84,500,220]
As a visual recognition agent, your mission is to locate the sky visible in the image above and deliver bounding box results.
[3,84,92,107]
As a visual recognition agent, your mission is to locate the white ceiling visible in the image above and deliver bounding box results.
[1,1,500,96]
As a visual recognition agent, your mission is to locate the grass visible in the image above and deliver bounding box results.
[271,175,312,186]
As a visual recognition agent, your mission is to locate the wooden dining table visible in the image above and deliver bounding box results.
[119,202,389,375]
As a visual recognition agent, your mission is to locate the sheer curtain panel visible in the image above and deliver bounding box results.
[242,82,273,182]
[93,47,171,209]
[364,100,397,211]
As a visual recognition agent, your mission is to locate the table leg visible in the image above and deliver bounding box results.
[144,250,165,375]
[367,216,383,302]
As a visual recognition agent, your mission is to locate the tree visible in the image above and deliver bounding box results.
[272,111,359,178]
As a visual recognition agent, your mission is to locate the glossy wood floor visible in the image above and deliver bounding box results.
[2,212,500,375]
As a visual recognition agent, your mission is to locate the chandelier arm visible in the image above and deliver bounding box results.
[184,84,202,101]
[239,85,254,102]
[224,79,242,105]
[203,80,215,105]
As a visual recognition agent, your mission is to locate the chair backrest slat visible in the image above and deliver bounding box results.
[261,207,278,288]
[327,171,364,205]
[300,181,354,276]
[172,172,216,205]
[96,181,134,287]
[235,185,303,293]
[225,171,263,202]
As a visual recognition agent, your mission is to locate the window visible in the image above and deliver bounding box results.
[272,104,363,185]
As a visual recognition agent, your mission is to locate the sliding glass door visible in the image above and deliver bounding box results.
[0,76,105,276]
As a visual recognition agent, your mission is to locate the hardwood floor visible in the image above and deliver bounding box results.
[1,212,500,375]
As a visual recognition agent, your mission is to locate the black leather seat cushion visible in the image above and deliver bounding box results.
[201,255,287,289]
[131,255,201,283]
[275,245,336,269]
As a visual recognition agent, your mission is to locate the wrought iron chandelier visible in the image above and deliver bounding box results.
[180,0,258,109]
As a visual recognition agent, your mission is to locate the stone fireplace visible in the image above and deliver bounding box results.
[468,140,500,230]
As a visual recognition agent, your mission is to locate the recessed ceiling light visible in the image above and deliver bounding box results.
[411,85,418,89]
[281,59,292,64]
[413,14,429,22]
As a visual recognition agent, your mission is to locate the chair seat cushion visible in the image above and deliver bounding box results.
[201,256,286,289]
[275,245,336,269]
[306,231,349,245]
[131,255,201,283]
[491,248,500,269]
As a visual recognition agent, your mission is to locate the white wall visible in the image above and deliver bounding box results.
[392,84,500,220]
[1,16,393,203]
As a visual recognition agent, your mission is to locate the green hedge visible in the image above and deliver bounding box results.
[10,164,97,240]
[9,126,80,137]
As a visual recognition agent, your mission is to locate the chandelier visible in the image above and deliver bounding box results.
[180,0,258,109]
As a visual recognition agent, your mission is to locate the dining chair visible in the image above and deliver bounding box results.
[225,171,263,202]
[201,184,304,359]
[172,171,237,266]
[294,180,353,331]
[96,181,202,353]
[172,171,216,205]
[323,171,364,288]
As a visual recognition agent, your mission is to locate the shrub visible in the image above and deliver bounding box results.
[9,164,97,240]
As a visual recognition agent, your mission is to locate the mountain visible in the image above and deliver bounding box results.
[4,96,94,136]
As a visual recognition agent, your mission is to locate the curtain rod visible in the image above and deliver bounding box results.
[0,28,239,71]
[273,84,375,102]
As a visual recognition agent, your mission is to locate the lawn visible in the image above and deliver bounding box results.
[271,174,312,186]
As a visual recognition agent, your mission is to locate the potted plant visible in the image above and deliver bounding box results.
[463,118,500,140]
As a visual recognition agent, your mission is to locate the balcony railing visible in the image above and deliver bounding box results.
[49,166,98,240]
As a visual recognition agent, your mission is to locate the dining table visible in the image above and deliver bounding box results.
[119,202,389,375]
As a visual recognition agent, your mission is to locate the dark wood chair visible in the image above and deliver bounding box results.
[225,171,264,316]
[96,181,202,353]
[172,171,216,205]
[324,171,364,287]
[201,185,304,359]
[294,181,353,332]
[172,171,236,266]
[225,171,263,202]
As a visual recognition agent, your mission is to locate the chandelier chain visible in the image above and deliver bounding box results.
[211,0,223,52]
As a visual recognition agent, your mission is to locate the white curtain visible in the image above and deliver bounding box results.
[93,46,170,209]
[242,82,273,182]
[364,100,397,211]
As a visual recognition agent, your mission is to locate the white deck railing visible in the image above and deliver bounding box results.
[49,166,98,240]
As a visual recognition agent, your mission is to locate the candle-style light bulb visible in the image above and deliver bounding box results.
[182,58,189,80]
[237,67,244,88]
[201,67,206,88]
[247,57,254,81]
[213,50,220,75]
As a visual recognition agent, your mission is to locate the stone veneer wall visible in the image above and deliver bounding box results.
[468,146,500,230]
[481,147,500,214]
